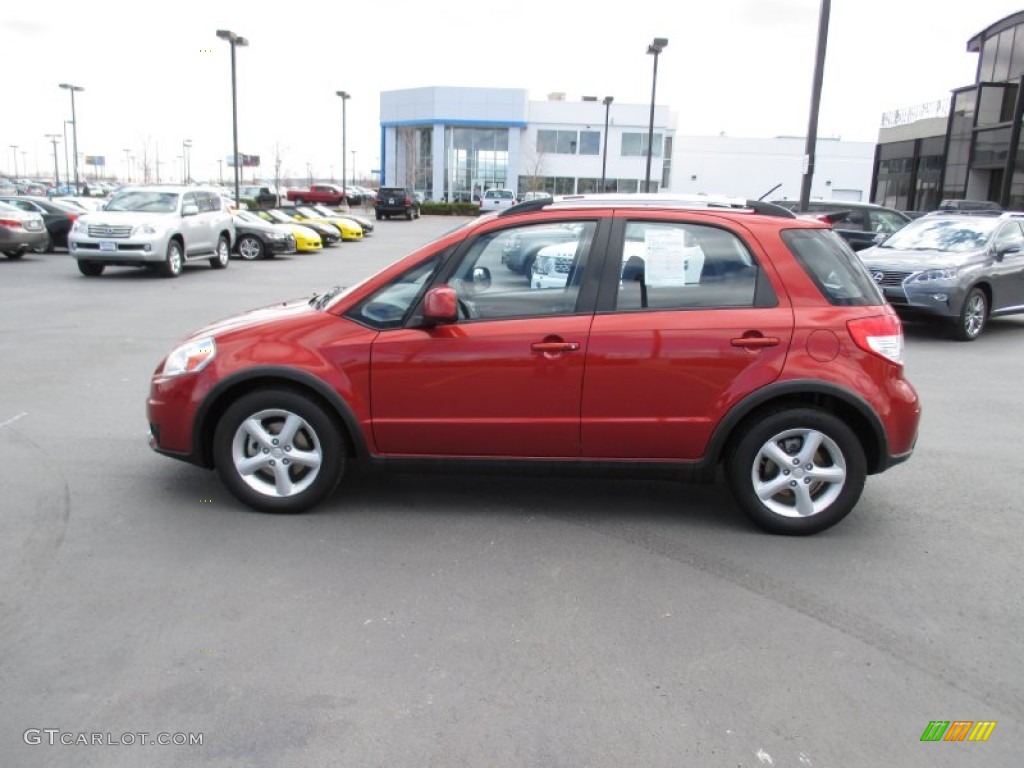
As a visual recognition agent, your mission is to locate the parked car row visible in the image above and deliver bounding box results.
[1,185,384,275]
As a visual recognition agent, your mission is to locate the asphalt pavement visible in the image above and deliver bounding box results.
[0,215,1021,767]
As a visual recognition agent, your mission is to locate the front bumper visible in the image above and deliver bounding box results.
[880,283,964,318]
[70,232,170,263]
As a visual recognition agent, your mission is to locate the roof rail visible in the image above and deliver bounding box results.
[499,193,796,218]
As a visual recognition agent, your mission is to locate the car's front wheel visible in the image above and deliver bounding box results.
[162,239,184,278]
[77,260,104,276]
[213,389,345,514]
[727,408,866,535]
[210,235,230,269]
[237,235,264,261]
[952,287,987,341]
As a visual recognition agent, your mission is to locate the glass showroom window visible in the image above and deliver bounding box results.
[621,133,662,158]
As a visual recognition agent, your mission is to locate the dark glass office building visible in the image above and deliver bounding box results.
[872,11,1024,211]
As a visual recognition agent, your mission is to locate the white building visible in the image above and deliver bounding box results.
[379,86,873,204]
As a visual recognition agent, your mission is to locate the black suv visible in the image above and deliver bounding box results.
[374,187,420,221]
[772,200,911,251]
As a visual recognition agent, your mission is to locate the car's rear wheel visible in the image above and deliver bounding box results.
[237,235,264,261]
[34,233,53,253]
[727,408,866,535]
[210,235,230,269]
[5,249,26,260]
[952,287,987,341]
[162,239,184,278]
[213,389,345,514]
[77,260,104,276]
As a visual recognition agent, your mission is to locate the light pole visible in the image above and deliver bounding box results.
[9,145,18,178]
[123,148,131,183]
[644,38,667,193]
[351,150,356,186]
[59,83,84,191]
[217,29,248,204]
[600,96,614,192]
[182,139,192,184]
[45,134,61,190]
[336,91,350,202]
[63,121,73,188]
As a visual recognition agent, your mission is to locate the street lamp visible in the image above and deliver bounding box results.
[183,139,192,184]
[351,150,356,186]
[644,38,667,193]
[44,134,61,190]
[600,97,614,193]
[123,148,131,183]
[336,91,350,204]
[9,145,18,178]
[59,83,84,191]
[216,29,248,204]
[63,121,73,187]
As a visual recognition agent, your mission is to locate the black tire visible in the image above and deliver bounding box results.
[210,235,230,269]
[161,239,184,278]
[34,233,53,253]
[237,235,265,261]
[6,249,25,260]
[727,408,866,535]
[951,287,987,341]
[213,389,345,514]
[375,212,382,221]
[405,208,413,221]
[77,260,104,276]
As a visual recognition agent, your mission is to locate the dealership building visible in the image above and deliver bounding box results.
[379,86,874,204]
[872,10,1024,211]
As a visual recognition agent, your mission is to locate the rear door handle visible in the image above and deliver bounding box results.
[731,336,780,349]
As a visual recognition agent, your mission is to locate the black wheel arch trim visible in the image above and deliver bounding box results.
[703,379,890,477]
[191,367,368,468]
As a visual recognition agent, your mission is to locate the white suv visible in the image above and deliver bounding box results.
[69,186,234,278]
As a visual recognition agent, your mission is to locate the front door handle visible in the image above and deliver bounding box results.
[531,341,581,353]
[731,335,780,349]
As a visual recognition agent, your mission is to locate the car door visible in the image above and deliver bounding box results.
[581,216,794,460]
[179,192,209,255]
[367,218,606,457]
[989,219,1024,310]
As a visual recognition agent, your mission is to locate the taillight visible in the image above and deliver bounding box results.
[0,218,23,228]
[847,314,904,365]
[66,213,78,222]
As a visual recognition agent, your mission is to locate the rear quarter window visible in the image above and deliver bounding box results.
[781,228,885,306]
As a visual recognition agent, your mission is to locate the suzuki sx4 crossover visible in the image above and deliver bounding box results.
[148,196,920,535]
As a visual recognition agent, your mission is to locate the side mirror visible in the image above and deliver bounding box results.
[422,286,458,325]
[872,232,887,245]
[997,242,1022,257]
[182,203,199,217]
[471,266,491,290]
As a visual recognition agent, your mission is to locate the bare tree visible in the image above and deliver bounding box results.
[138,135,153,184]
[520,145,547,194]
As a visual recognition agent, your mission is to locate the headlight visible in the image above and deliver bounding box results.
[909,268,958,283]
[161,337,216,376]
[72,219,87,233]
[267,232,286,240]
[132,223,161,236]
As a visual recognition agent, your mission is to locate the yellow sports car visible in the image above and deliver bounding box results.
[280,204,363,242]
[253,210,324,252]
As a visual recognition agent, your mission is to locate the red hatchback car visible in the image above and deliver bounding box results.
[147,195,920,535]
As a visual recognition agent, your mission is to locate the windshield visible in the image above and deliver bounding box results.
[881,217,998,252]
[308,204,335,217]
[104,191,180,213]
[236,211,264,224]
[295,206,321,218]
[262,210,293,223]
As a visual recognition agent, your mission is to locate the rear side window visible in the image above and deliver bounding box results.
[781,229,884,306]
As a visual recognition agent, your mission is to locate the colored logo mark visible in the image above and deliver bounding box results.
[920,720,996,742]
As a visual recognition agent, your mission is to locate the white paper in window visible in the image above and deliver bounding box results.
[643,229,705,286]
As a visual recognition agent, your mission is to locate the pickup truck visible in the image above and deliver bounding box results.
[285,185,346,206]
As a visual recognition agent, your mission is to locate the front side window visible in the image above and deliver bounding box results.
[868,210,907,234]
[347,253,445,330]
[993,220,1024,251]
[616,221,763,310]
[446,221,598,321]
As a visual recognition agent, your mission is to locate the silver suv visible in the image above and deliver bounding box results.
[858,211,1024,340]
[69,186,234,278]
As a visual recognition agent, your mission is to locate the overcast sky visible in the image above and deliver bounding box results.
[3,0,1022,184]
